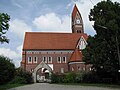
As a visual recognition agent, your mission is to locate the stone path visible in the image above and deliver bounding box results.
[9,83,119,90]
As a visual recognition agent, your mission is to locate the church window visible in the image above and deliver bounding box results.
[62,57,66,63]
[28,57,32,63]
[33,56,38,63]
[57,57,61,63]
[48,57,52,63]
[43,57,47,63]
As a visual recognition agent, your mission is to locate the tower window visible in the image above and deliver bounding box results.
[76,30,81,33]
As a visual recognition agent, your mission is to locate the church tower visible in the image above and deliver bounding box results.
[72,4,84,33]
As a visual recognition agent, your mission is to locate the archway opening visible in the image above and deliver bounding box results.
[36,68,51,82]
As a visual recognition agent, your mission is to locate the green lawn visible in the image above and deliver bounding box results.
[0,83,24,90]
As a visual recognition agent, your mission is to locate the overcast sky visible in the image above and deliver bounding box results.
[0,0,120,67]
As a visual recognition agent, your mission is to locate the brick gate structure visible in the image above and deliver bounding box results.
[32,61,52,83]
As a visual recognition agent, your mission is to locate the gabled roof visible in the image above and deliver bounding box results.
[23,32,87,50]
[69,48,83,62]
[76,36,88,50]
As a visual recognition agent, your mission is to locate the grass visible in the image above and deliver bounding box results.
[58,83,120,89]
[0,83,24,90]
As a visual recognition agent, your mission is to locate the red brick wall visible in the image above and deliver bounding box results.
[21,50,73,74]
[69,62,91,73]
[21,50,92,74]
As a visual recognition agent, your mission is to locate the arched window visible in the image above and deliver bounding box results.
[33,56,38,63]
[28,57,32,63]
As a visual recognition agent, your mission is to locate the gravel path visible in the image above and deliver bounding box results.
[9,83,119,90]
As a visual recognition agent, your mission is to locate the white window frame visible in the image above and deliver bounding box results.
[62,57,66,63]
[43,56,47,63]
[48,57,52,63]
[33,56,38,63]
[28,57,32,63]
[57,57,61,63]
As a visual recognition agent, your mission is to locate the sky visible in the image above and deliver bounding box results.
[0,0,120,67]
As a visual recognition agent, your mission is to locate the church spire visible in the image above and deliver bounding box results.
[72,4,84,33]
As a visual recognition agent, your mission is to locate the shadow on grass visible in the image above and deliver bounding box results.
[0,83,24,90]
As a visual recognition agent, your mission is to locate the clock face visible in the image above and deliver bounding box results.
[76,19,80,24]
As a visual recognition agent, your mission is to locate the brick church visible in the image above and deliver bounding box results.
[21,4,91,82]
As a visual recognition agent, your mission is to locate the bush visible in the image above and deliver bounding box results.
[11,69,33,84]
[51,71,119,84]
[9,76,27,84]
[51,71,100,84]
[0,55,15,85]
[51,72,78,83]
[51,73,64,83]
[64,72,77,83]
[75,71,86,83]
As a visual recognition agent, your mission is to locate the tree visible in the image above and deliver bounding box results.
[0,55,15,85]
[83,0,120,82]
[0,13,10,43]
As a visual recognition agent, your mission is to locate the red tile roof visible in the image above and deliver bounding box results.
[69,48,83,62]
[23,32,87,50]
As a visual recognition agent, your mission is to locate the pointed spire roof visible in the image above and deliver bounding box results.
[72,4,81,19]
[69,48,83,62]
